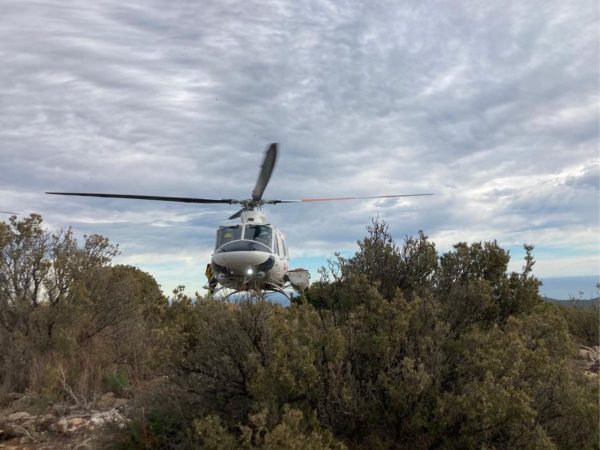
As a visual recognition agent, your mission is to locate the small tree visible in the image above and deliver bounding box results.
[0,214,166,397]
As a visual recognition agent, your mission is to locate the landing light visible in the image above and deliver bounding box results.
[246,268,253,275]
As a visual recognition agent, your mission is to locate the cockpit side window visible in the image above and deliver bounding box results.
[282,238,288,258]
[245,225,273,248]
[275,234,284,257]
[216,226,242,248]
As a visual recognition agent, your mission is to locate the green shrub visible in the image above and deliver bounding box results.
[103,367,130,396]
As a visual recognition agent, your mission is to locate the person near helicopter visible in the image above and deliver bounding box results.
[205,263,218,294]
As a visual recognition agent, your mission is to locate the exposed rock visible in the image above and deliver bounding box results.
[21,418,36,429]
[89,415,105,428]
[7,412,30,422]
[1,395,130,449]
[579,347,596,362]
[90,409,126,427]
[577,345,600,374]
[55,418,68,434]
[68,417,84,427]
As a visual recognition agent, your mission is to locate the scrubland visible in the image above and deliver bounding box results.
[0,215,598,449]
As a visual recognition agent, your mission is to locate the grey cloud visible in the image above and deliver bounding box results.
[563,163,600,191]
[0,0,598,292]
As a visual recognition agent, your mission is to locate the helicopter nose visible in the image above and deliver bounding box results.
[213,250,271,273]
[215,240,272,253]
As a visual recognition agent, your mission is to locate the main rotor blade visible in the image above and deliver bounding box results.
[46,192,241,204]
[0,211,18,214]
[268,193,434,203]
[252,143,278,202]
[228,208,246,220]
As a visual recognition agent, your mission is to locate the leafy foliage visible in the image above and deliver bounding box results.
[119,219,597,449]
[552,299,599,346]
[1,215,597,449]
[0,214,166,399]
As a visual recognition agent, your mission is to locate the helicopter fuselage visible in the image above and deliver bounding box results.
[211,211,289,290]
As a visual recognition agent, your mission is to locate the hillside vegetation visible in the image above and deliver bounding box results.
[0,215,598,449]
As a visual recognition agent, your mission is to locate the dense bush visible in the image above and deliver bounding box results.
[0,214,166,400]
[119,219,598,449]
[552,300,599,347]
[2,215,597,449]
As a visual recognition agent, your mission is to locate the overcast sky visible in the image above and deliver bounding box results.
[1,0,598,295]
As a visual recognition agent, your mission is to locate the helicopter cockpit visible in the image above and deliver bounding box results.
[215,224,275,253]
[216,225,243,247]
[244,224,272,247]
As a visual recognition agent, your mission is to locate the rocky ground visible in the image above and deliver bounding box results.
[577,345,600,379]
[0,392,128,450]
[1,347,598,449]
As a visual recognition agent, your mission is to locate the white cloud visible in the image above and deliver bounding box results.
[0,0,598,293]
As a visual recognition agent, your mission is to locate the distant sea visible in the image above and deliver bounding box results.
[539,276,599,300]
[214,275,598,303]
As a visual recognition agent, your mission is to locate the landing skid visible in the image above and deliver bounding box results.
[207,283,299,302]
[263,285,295,301]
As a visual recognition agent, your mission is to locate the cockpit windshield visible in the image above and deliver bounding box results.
[245,225,273,248]
[216,225,242,248]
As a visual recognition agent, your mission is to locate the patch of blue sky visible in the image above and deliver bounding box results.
[539,276,599,300]
[525,245,599,259]
[506,244,599,276]
[290,252,354,281]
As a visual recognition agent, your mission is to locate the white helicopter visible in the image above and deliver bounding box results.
[47,144,432,297]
